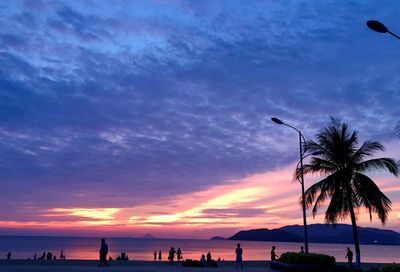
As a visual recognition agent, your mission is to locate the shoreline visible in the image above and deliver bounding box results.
[0,260,393,272]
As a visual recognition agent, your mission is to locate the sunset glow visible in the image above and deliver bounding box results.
[1,164,399,238]
[0,1,399,239]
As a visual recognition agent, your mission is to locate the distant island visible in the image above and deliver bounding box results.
[210,236,227,240]
[213,224,400,245]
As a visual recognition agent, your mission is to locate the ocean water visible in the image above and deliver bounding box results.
[0,236,398,263]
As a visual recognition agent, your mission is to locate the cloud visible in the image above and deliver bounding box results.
[0,0,399,236]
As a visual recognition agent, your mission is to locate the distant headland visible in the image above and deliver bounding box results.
[211,224,400,245]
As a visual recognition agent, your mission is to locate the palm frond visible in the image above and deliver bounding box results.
[304,174,336,210]
[356,158,399,176]
[352,141,385,163]
[324,188,349,223]
[353,173,392,224]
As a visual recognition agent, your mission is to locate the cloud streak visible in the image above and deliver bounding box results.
[0,0,399,237]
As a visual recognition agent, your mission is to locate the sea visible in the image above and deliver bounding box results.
[0,236,398,263]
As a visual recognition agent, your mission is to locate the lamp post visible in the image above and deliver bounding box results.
[271,117,309,254]
[366,20,400,41]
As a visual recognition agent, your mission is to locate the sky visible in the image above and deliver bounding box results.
[0,0,399,239]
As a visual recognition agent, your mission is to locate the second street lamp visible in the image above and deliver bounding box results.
[271,117,309,254]
[366,20,400,41]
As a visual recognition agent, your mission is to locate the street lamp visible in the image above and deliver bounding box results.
[366,20,400,40]
[271,117,309,254]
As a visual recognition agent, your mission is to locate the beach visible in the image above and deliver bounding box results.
[0,260,272,272]
[2,236,398,263]
[0,260,391,272]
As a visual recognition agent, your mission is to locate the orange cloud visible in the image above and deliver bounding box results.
[1,162,399,238]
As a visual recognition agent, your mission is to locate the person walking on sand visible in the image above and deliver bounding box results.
[98,238,109,267]
[299,246,304,254]
[345,247,353,268]
[154,250,157,261]
[168,247,176,265]
[271,246,278,261]
[158,250,162,260]
[235,243,243,270]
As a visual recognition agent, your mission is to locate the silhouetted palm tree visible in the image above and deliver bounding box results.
[302,118,398,269]
[396,121,400,138]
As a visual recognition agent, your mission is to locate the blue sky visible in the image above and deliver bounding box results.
[0,0,399,237]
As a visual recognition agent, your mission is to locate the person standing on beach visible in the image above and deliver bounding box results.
[345,247,353,268]
[98,238,109,267]
[299,246,304,254]
[270,246,278,261]
[200,254,206,266]
[176,247,182,261]
[235,243,243,270]
[7,251,11,260]
[158,250,162,260]
[154,250,157,261]
[168,247,176,265]
[206,251,212,266]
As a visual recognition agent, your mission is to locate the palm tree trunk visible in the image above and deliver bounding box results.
[348,201,361,269]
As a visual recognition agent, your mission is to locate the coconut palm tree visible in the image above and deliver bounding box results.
[302,118,398,269]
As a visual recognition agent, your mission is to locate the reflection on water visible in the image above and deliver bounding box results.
[0,236,398,263]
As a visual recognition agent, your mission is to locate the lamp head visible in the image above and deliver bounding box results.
[271,117,284,125]
[367,20,388,33]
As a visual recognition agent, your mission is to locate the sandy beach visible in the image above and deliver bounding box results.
[0,260,391,272]
[1,260,272,272]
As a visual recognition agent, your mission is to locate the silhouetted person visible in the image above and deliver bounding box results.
[168,247,176,265]
[60,250,65,260]
[40,252,46,260]
[34,253,37,260]
[158,250,162,260]
[53,256,57,260]
[46,252,52,260]
[154,250,157,261]
[345,247,353,268]
[120,252,128,261]
[271,246,278,261]
[235,243,243,270]
[206,251,212,266]
[177,247,182,261]
[7,251,11,260]
[200,254,206,266]
[299,246,304,254]
[98,238,109,267]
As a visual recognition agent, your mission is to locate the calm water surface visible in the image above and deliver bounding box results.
[0,236,398,263]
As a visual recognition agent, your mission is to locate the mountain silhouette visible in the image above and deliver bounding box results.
[227,224,400,245]
[229,228,303,242]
